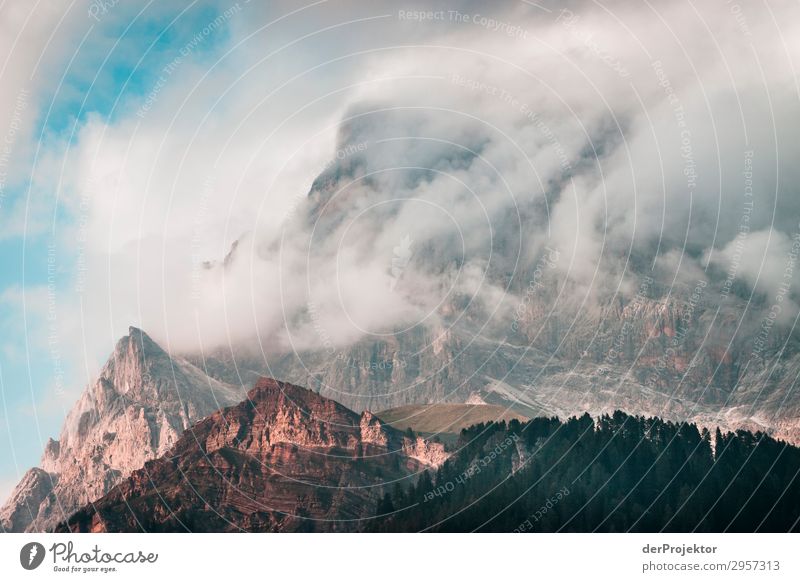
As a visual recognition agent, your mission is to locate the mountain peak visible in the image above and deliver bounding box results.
[128,325,144,336]
[119,326,164,360]
[204,377,370,453]
[248,376,303,398]
[247,377,330,408]
[1,326,243,532]
[59,376,447,533]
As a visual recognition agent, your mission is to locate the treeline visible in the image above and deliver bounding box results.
[370,411,800,532]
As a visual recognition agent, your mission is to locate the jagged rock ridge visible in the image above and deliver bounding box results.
[0,327,243,532]
[59,378,447,532]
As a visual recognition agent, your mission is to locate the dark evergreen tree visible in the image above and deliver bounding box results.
[369,412,800,532]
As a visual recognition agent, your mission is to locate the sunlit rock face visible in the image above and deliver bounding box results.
[58,378,446,533]
[1,327,243,532]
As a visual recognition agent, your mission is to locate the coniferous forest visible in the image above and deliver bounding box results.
[371,412,800,532]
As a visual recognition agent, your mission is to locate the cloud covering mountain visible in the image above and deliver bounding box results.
[2,0,800,502]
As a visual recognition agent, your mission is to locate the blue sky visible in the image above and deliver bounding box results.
[0,0,254,503]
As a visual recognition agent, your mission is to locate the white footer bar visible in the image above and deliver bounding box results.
[1,533,796,581]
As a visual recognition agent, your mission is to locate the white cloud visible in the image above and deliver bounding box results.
[7,0,800,365]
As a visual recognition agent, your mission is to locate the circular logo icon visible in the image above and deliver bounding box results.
[20,542,46,570]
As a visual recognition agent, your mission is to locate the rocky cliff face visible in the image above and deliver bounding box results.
[191,284,800,446]
[486,287,800,444]
[189,295,800,443]
[0,468,56,533]
[0,328,243,532]
[180,117,800,448]
[58,378,447,533]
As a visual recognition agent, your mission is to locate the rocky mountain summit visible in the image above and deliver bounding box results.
[5,115,800,532]
[184,115,800,448]
[59,378,447,532]
[0,327,243,532]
